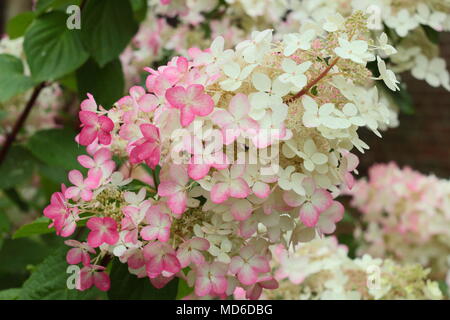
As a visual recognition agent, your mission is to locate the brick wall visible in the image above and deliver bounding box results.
[358,33,450,178]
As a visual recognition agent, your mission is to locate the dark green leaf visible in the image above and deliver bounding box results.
[176,278,194,300]
[76,58,125,108]
[34,0,81,15]
[422,25,440,44]
[24,11,89,81]
[6,12,35,39]
[130,0,148,22]
[0,238,54,289]
[0,288,21,300]
[385,83,414,115]
[20,246,106,299]
[0,212,11,235]
[0,146,35,189]
[81,0,138,67]
[27,128,85,171]
[108,259,179,300]
[0,54,36,102]
[13,217,53,239]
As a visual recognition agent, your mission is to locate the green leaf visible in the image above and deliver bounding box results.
[27,128,85,171]
[81,0,138,67]
[0,288,21,300]
[24,11,89,81]
[0,54,36,102]
[20,246,106,299]
[76,58,125,108]
[130,0,148,22]
[108,259,179,300]
[13,217,53,239]
[176,278,194,300]
[422,25,439,44]
[0,146,35,189]
[386,83,414,115]
[6,12,35,39]
[0,238,54,289]
[34,0,81,15]
[0,211,11,235]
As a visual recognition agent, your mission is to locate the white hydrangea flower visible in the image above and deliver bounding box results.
[322,13,345,32]
[235,29,273,63]
[220,61,257,91]
[378,33,397,56]
[278,58,312,90]
[376,56,400,91]
[334,37,374,65]
[415,3,447,32]
[411,55,450,90]
[277,166,306,195]
[282,29,316,56]
[248,72,290,120]
[385,9,419,37]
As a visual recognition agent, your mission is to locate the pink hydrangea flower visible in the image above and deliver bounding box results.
[283,178,333,227]
[77,148,116,180]
[210,165,251,203]
[78,265,110,291]
[158,164,189,215]
[143,242,181,278]
[44,189,78,237]
[211,93,258,145]
[229,246,270,285]
[65,240,95,266]
[129,124,161,169]
[317,201,345,235]
[78,111,114,146]
[86,217,120,248]
[177,237,210,268]
[165,84,214,127]
[194,262,228,297]
[64,169,101,202]
[140,207,172,242]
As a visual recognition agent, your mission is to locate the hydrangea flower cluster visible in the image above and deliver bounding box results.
[248,237,443,300]
[286,0,450,91]
[344,162,450,290]
[44,12,399,297]
[0,36,63,145]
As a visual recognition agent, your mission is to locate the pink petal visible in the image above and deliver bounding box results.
[167,192,187,215]
[238,264,258,286]
[165,86,186,109]
[180,106,195,127]
[311,189,333,212]
[157,181,180,197]
[98,116,114,131]
[210,182,230,203]
[79,111,98,126]
[231,199,253,221]
[299,202,320,227]
[78,126,97,146]
[64,186,80,199]
[87,230,103,248]
[68,170,84,187]
[140,226,159,241]
[195,277,212,297]
[283,190,306,207]
[140,124,159,142]
[229,93,250,119]
[188,162,211,180]
[66,248,83,265]
[93,272,110,291]
[229,178,250,198]
[77,155,95,168]
[252,181,270,198]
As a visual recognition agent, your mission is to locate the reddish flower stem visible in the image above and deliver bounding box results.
[284,57,340,104]
[0,82,46,165]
